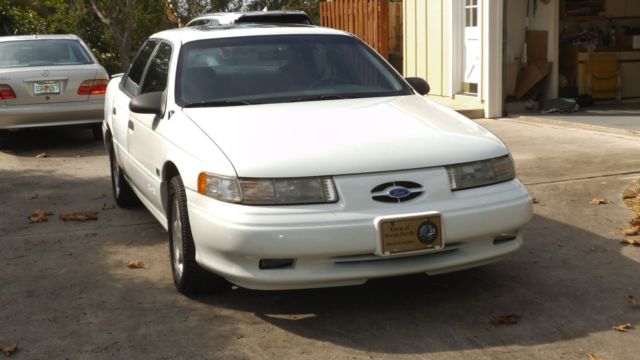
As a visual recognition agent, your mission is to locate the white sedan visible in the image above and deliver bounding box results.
[103,24,532,295]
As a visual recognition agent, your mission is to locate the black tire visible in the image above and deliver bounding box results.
[92,124,103,141]
[108,143,138,207]
[0,130,7,147]
[168,176,227,295]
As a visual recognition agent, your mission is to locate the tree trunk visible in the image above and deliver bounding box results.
[89,0,135,71]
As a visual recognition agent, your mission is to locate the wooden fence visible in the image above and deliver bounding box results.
[388,2,402,54]
[320,0,390,59]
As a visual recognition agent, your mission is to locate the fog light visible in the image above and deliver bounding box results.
[493,233,517,245]
[259,258,295,270]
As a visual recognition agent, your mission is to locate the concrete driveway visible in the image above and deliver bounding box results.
[1,120,639,359]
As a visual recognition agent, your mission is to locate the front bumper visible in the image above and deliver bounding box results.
[0,100,103,129]
[187,169,533,290]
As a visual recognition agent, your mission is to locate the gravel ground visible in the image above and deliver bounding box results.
[1,120,640,360]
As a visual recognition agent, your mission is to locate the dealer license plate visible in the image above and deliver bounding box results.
[34,81,60,95]
[379,214,444,255]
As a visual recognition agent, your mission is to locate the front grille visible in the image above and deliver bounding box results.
[371,181,423,203]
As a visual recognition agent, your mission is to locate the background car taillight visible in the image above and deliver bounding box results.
[78,79,108,95]
[0,84,16,99]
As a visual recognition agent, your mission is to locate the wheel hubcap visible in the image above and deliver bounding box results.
[171,196,184,280]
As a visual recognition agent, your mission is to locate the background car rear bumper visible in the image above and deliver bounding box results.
[186,179,533,290]
[0,100,103,129]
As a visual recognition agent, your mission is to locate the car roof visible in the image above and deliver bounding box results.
[0,34,82,43]
[187,10,310,26]
[152,24,352,44]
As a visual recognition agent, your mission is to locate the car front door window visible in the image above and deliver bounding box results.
[140,42,172,94]
[123,40,158,95]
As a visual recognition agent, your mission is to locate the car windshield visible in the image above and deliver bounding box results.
[177,34,410,107]
[0,39,93,68]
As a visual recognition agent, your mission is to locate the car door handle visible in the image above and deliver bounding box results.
[128,121,134,130]
[112,107,116,115]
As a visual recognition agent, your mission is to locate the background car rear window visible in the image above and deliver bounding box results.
[140,43,172,93]
[0,40,92,68]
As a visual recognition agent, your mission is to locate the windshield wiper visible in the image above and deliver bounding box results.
[183,99,252,108]
[285,94,357,103]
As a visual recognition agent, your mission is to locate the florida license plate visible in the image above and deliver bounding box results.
[34,81,60,95]
[378,213,444,255]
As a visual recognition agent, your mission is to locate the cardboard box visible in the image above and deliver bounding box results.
[514,30,550,100]
[515,60,551,100]
[506,62,519,97]
[526,30,548,61]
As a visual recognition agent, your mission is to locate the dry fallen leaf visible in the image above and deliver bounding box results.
[127,260,145,269]
[590,198,608,205]
[628,295,640,309]
[621,227,639,236]
[532,198,540,204]
[59,211,98,222]
[1,344,17,357]
[101,203,116,211]
[28,209,51,223]
[612,323,633,332]
[588,353,603,360]
[490,314,521,326]
[24,192,38,200]
[35,153,48,158]
[620,238,640,246]
[630,217,640,227]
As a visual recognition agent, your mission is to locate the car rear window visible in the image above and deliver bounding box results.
[0,39,93,68]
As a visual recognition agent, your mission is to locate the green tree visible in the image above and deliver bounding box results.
[0,0,167,73]
[89,0,138,71]
[0,0,49,35]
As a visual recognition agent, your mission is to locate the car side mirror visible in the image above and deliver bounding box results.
[129,91,164,116]
[405,77,430,95]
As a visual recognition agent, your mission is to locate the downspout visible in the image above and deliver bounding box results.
[484,0,504,118]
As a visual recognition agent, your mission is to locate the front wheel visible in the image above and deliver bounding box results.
[168,176,227,295]
[109,142,137,207]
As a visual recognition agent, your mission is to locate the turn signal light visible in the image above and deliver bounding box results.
[78,79,108,95]
[0,84,16,99]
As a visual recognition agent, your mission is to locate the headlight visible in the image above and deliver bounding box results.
[198,173,338,205]
[446,155,515,191]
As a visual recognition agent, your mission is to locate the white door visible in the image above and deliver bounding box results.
[463,0,480,94]
[127,42,172,213]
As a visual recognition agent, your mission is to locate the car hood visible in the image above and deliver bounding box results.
[182,95,508,178]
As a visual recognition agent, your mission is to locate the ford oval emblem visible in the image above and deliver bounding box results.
[388,187,411,199]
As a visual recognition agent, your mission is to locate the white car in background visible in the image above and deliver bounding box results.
[185,10,312,27]
[103,24,532,296]
[0,34,108,139]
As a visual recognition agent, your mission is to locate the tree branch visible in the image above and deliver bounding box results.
[88,0,111,26]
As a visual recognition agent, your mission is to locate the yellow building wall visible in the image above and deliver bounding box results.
[403,0,449,96]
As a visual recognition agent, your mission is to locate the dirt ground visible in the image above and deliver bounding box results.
[1,119,640,359]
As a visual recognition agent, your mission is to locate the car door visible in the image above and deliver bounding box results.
[111,40,158,187]
[127,42,173,212]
